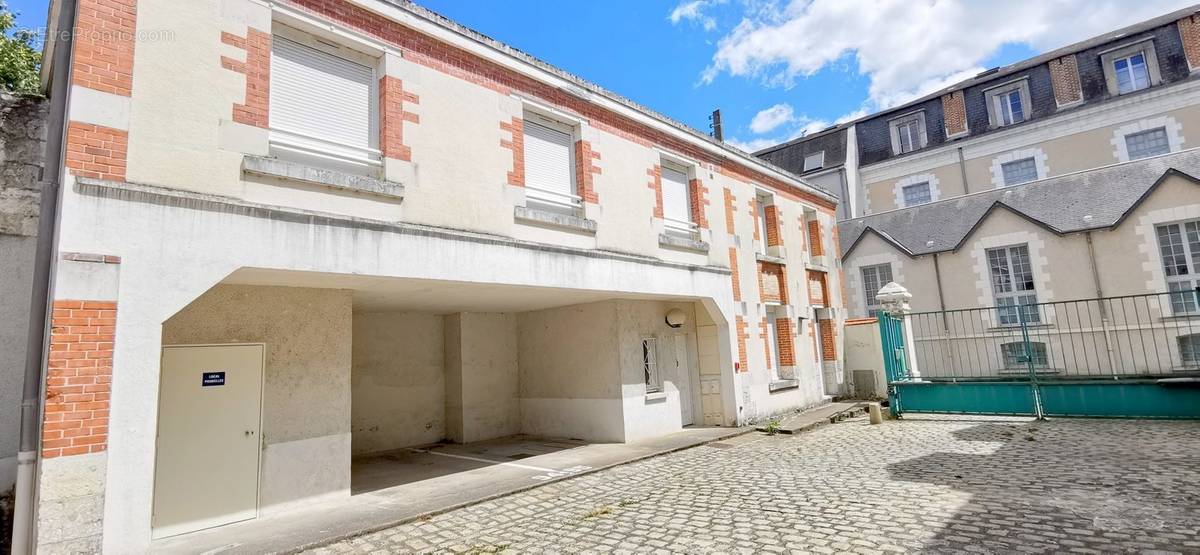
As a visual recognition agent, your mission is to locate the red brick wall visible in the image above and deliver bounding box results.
[819,319,837,361]
[1048,55,1082,106]
[72,0,137,96]
[380,76,421,161]
[759,319,772,370]
[728,247,742,302]
[65,122,128,181]
[764,205,782,247]
[689,178,709,230]
[574,140,601,204]
[749,197,760,241]
[776,317,796,366]
[647,165,663,218]
[43,300,116,458]
[287,0,836,212]
[941,90,967,136]
[1180,14,1200,70]
[220,29,271,129]
[500,117,524,186]
[723,188,736,234]
[807,220,824,256]
[735,316,749,372]
[757,262,787,304]
[808,271,828,306]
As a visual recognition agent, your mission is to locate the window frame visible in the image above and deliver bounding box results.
[1000,341,1050,369]
[1155,219,1200,315]
[888,111,927,156]
[1099,39,1161,97]
[901,181,932,207]
[268,25,382,175]
[765,306,782,380]
[756,191,774,254]
[986,244,1040,326]
[1000,157,1040,186]
[983,78,1031,129]
[642,337,662,393]
[1124,127,1171,160]
[861,263,894,317]
[659,158,697,237]
[802,151,825,172]
[1180,334,1200,368]
[521,112,581,212]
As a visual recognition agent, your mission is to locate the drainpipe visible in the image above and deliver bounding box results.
[13,0,77,552]
[1085,231,1118,375]
[933,253,954,369]
[956,146,970,195]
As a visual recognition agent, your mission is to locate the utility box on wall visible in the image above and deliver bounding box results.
[843,318,886,399]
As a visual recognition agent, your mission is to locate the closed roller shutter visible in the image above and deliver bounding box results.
[523,120,576,204]
[270,36,374,153]
[661,165,691,224]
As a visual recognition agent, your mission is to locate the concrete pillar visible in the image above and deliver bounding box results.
[443,313,520,444]
[876,282,920,378]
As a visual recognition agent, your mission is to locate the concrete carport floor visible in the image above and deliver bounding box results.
[151,269,734,552]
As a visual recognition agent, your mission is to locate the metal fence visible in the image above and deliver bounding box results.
[907,290,1200,381]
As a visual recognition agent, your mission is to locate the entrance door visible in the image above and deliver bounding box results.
[671,334,695,426]
[153,344,264,538]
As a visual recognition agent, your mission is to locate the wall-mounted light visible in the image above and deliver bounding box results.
[665,308,687,328]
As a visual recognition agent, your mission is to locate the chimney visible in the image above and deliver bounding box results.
[709,109,723,141]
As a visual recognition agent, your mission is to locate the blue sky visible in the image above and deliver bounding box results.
[8,0,1195,152]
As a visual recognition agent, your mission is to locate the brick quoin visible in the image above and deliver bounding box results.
[65,122,128,181]
[287,0,836,212]
[1048,55,1083,106]
[734,316,749,372]
[43,300,117,458]
[1179,15,1200,70]
[776,318,796,366]
[380,75,421,161]
[749,197,760,241]
[72,0,137,96]
[689,178,709,230]
[764,205,782,248]
[574,140,601,204]
[728,247,742,302]
[220,29,271,128]
[723,188,736,234]
[941,90,967,136]
[759,319,772,370]
[808,220,824,256]
[500,117,524,186]
[646,165,663,218]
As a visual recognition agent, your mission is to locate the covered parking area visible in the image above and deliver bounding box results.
[148,269,734,545]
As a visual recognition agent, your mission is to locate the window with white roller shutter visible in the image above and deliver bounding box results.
[523,117,579,210]
[660,162,693,235]
[269,30,380,175]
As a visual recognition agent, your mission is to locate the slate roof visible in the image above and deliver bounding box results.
[839,148,1200,257]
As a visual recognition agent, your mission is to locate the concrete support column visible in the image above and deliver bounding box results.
[443,313,519,444]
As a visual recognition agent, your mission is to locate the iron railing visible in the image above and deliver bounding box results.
[905,290,1200,381]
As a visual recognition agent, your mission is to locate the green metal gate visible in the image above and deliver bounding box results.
[881,290,1200,419]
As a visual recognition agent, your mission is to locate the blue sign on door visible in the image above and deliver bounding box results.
[202,371,226,387]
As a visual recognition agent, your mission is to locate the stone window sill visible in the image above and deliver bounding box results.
[756,252,786,265]
[768,379,799,392]
[644,391,667,402]
[514,206,597,234]
[659,233,709,253]
[242,155,404,200]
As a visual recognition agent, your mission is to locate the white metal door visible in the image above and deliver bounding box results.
[672,335,695,426]
[153,344,264,539]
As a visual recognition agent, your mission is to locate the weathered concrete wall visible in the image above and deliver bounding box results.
[351,311,445,455]
[162,284,353,514]
[614,300,697,442]
[517,301,624,442]
[0,92,47,493]
[445,312,520,444]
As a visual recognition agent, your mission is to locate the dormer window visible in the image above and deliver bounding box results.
[1100,39,1161,97]
[984,79,1031,129]
[888,112,926,155]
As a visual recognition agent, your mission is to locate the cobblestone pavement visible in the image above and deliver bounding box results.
[309,415,1200,554]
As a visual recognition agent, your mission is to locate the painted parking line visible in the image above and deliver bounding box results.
[406,448,593,481]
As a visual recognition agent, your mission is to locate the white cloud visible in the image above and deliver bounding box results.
[702,0,1194,108]
[726,136,780,153]
[668,0,727,31]
[749,103,795,133]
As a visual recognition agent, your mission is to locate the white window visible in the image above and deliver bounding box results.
[661,162,695,236]
[803,151,825,172]
[1125,127,1171,160]
[756,192,773,254]
[861,264,893,317]
[523,116,579,211]
[642,337,661,392]
[766,307,781,379]
[890,113,926,155]
[1180,334,1200,367]
[1113,52,1150,94]
[987,244,1040,325]
[901,182,931,207]
[1001,158,1039,186]
[1001,341,1049,369]
[1156,220,1200,314]
[269,31,379,175]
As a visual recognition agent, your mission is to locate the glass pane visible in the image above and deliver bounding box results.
[1157,224,1188,276]
[902,182,931,206]
[1130,53,1150,90]
[1115,58,1133,94]
[1181,335,1200,365]
[988,248,1012,294]
[1008,91,1024,123]
[1001,158,1038,186]
[1126,127,1170,160]
[1009,246,1035,292]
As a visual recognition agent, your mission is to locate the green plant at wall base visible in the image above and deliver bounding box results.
[764,418,781,435]
[0,3,40,94]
